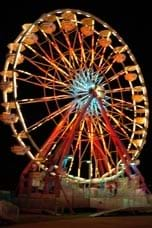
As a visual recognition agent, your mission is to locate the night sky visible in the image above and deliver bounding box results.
[0,1,152,191]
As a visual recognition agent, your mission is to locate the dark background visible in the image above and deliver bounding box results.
[0,1,152,191]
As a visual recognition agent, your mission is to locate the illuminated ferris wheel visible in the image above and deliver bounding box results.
[0,9,149,183]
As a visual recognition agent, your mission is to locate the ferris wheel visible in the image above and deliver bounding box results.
[0,9,149,184]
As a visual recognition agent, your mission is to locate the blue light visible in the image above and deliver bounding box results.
[69,69,108,115]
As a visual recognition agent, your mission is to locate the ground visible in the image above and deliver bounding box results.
[2,213,152,228]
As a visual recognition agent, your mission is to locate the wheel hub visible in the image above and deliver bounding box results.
[69,69,105,115]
